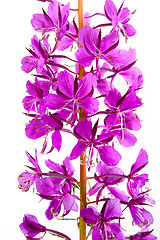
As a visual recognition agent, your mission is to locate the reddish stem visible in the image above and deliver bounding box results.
[78,1,86,240]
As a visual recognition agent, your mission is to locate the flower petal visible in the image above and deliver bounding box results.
[51,130,62,152]
[98,145,121,166]
[70,141,87,160]
[130,206,154,228]
[116,129,137,147]
[74,118,92,140]
[125,24,136,36]
[130,149,148,175]
[105,0,117,21]
[104,198,123,219]
[44,94,64,110]
[75,47,94,67]
[92,227,102,240]
[63,193,78,212]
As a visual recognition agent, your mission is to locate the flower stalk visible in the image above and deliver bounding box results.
[78,1,87,240]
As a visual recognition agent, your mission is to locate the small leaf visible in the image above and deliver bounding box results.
[49,232,68,239]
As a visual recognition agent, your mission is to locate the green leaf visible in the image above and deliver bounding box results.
[86,224,94,240]
[57,217,77,221]
[49,232,68,239]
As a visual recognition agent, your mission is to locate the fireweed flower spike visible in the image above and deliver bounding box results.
[18,0,157,239]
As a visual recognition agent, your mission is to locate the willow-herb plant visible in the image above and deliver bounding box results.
[18,0,157,239]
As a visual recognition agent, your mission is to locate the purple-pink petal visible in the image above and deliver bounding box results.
[104,198,123,219]
[18,172,34,192]
[98,145,121,166]
[36,177,60,196]
[80,207,100,224]
[92,227,102,240]
[119,91,142,111]
[100,30,118,53]
[61,2,70,25]
[45,198,62,220]
[74,118,92,140]
[116,129,137,147]
[51,130,62,152]
[130,149,148,175]
[78,25,99,52]
[70,141,87,160]
[57,71,74,98]
[79,97,99,115]
[107,187,129,202]
[21,56,38,73]
[118,7,130,23]
[63,157,75,175]
[119,67,143,87]
[105,0,117,21]
[25,119,48,139]
[63,193,78,212]
[130,206,154,228]
[77,73,97,98]
[125,24,136,36]
[44,94,65,110]
[110,222,125,240]
[31,13,53,32]
[104,88,121,109]
[45,159,64,172]
[75,47,94,67]
[19,214,46,238]
[124,111,142,131]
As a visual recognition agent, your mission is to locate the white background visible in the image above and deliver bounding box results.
[0,0,160,239]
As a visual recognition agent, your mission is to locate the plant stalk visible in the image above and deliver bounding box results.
[78,0,86,240]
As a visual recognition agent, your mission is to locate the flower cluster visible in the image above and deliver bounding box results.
[18,0,156,239]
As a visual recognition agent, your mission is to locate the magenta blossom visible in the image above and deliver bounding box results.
[88,160,125,202]
[112,48,143,88]
[20,214,71,240]
[127,149,149,197]
[108,186,154,229]
[104,88,142,147]
[107,149,154,229]
[75,25,119,67]
[19,214,46,239]
[103,47,143,89]
[22,79,50,115]
[44,71,99,126]
[31,0,70,40]
[81,198,125,240]
[36,178,78,219]
[104,0,136,39]
[25,111,68,154]
[37,157,78,219]
[18,149,42,192]
[127,229,157,240]
[70,118,121,166]
[21,35,51,74]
